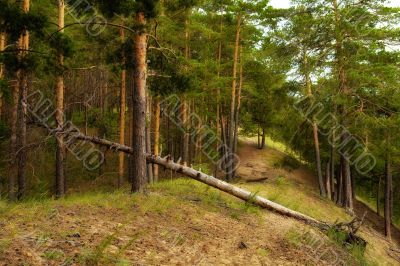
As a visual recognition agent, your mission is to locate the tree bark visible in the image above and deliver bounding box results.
[233,45,243,157]
[130,12,148,192]
[312,122,326,197]
[180,97,189,165]
[261,128,266,149]
[153,96,161,181]
[326,161,332,200]
[377,174,381,216]
[17,0,30,200]
[337,159,344,206]
[181,16,190,166]
[146,93,153,183]
[384,153,392,241]
[118,27,126,189]
[304,50,326,197]
[9,79,19,201]
[330,146,335,201]
[0,32,5,119]
[344,158,353,214]
[227,15,241,180]
[55,0,66,198]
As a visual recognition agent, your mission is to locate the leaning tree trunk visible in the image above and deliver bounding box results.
[130,12,148,192]
[65,131,367,246]
[71,132,329,231]
[17,0,30,200]
[118,26,126,188]
[55,0,66,198]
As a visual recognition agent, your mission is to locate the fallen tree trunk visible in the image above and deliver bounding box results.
[74,133,329,230]
[67,131,366,245]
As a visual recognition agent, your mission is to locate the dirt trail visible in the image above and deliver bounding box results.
[236,139,400,246]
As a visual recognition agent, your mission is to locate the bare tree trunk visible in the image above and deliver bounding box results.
[131,12,148,192]
[233,45,243,157]
[181,16,190,166]
[261,128,266,149]
[0,32,4,198]
[344,158,353,214]
[330,146,335,201]
[257,125,261,149]
[377,174,381,216]
[227,15,241,180]
[181,97,189,165]
[16,0,30,200]
[313,122,326,197]
[146,93,153,183]
[0,32,5,119]
[127,74,134,184]
[55,0,66,198]
[9,80,19,200]
[326,161,332,200]
[384,153,392,241]
[84,91,88,135]
[303,50,325,197]
[118,27,126,189]
[153,96,160,181]
[338,159,344,206]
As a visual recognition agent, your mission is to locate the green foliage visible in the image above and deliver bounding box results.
[106,38,136,70]
[0,0,47,41]
[81,0,159,18]
[49,32,75,58]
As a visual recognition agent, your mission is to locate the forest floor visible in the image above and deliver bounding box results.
[0,139,399,265]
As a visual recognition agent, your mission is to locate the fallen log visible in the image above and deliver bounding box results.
[74,133,327,229]
[67,132,366,243]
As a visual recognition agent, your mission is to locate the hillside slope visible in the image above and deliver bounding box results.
[0,140,399,265]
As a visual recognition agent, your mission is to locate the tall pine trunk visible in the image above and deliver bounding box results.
[118,27,126,188]
[131,12,148,192]
[214,16,223,177]
[153,96,161,181]
[227,15,241,180]
[232,45,243,156]
[181,16,190,166]
[55,0,66,198]
[9,77,18,201]
[0,32,5,119]
[146,93,153,183]
[17,0,30,200]
[330,145,335,201]
[304,50,325,197]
